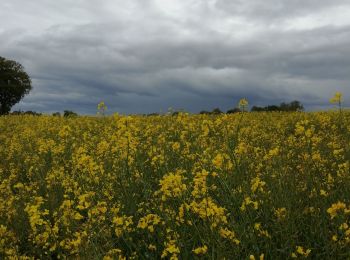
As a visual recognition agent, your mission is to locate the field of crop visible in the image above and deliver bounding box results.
[0,111,349,259]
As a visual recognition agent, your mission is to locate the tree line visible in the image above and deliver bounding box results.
[10,110,78,117]
[199,100,304,115]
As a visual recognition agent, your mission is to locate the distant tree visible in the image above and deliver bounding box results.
[147,113,160,117]
[24,111,41,116]
[0,56,32,114]
[11,110,41,116]
[199,110,211,115]
[52,112,61,117]
[11,110,23,115]
[279,101,304,112]
[63,110,77,117]
[266,105,280,112]
[279,102,289,111]
[212,108,223,114]
[227,108,241,114]
[288,100,304,111]
[251,101,304,112]
[251,106,265,112]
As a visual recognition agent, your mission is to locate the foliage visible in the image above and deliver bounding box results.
[251,100,304,112]
[211,108,223,114]
[199,108,240,115]
[227,108,241,114]
[199,110,211,115]
[0,109,349,258]
[63,110,78,117]
[11,110,41,116]
[52,112,61,117]
[0,56,32,114]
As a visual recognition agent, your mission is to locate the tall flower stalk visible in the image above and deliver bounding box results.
[97,101,107,116]
[330,92,343,113]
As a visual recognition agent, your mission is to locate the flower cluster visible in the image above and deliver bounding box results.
[0,107,349,258]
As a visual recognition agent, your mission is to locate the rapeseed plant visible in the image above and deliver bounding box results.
[0,103,349,258]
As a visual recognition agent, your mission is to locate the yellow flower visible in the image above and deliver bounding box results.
[329,92,343,104]
[74,212,84,220]
[148,244,157,251]
[161,239,180,259]
[327,202,348,219]
[238,98,249,110]
[137,214,161,233]
[212,153,224,169]
[320,189,328,197]
[332,235,338,241]
[274,207,287,221]
[157,170,187,201]
[240,196,259,211]
[113,215,133,237]
[249,254,264,260]
[190,197,228,228]
[219,227,240,245]
[192,245,208,255]
[97,101,107,115]
[293,246,311,257]
[254,223,271,238]
[191,169,209,198]
[251,177,266,193]
[172,142,180,151]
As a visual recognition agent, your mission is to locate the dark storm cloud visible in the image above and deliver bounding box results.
[1,0,349,114]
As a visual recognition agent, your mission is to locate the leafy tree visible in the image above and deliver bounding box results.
[63,110,78,117]
[211,108,223,114]
[147,113,160,117]
[251,106,265,112]
[11,110,41,116]
[52,112,61,117]
[227,108,241,114]
[23,111,41,116]
[266,105,280,111]
[251,101,304,112]
[0,56,32,114]
[199,110,211,115]
[288,100,304,111]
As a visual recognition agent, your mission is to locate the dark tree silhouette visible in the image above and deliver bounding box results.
[52,112,61,117]
[199,110,211,115]
[251,101,304,112]
[251,106,265,112]
[0,56,32,114]
[211,108,223,114]
[227,108,241,114]
[63,110,78,117]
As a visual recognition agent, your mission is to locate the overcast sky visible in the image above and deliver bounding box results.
[1,0,350,114]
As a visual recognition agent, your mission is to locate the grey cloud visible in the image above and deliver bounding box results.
[1,0,350,114]
[215,0,350,23]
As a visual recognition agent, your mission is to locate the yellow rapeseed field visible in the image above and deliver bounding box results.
[0,109,349,258]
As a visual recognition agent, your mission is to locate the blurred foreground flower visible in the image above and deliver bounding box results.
[238,98,249,112]
[330,92,343,104]
[97,101,107,116]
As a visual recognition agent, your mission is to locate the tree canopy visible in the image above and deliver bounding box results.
[251,101,304,112]
[0,56,32,114]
